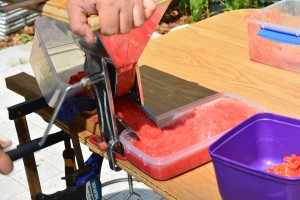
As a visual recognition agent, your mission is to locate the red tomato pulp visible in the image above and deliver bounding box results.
[115,95,263,180]
[267,154,300,178]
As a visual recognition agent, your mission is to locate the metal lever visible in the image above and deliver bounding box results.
[81,33,122,171]
[38,73,104,147]
[86,56,122,171]
[0,0,47,12]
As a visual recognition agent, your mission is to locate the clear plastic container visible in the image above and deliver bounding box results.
[245,0,300,73]
[29,16,85,107]
[119,93,266,180]
[209,113,300,200]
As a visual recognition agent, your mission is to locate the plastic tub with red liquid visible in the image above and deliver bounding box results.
[245,0,300,73]
[118,93,266,180]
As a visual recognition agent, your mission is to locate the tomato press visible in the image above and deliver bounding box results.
[21,1,171,173]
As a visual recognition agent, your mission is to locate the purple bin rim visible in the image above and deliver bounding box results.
[209,112,300,184]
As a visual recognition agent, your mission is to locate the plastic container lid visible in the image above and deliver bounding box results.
[155,92,266,128]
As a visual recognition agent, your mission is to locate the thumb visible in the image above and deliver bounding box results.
[143,0,157,19]
[0,140,12,149]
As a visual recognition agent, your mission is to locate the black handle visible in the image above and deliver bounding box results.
[6,141,40,161]
[6,131,67,161]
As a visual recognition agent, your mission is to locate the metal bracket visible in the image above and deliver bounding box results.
[107,139,122,171]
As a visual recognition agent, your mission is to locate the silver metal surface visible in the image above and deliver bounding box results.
[38,74,104,147]
[0,0,47,12]
[124,174,141,200]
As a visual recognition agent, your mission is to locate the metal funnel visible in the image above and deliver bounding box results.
[98,1,171,96]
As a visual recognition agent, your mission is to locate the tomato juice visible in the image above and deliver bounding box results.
[116,94,264,180]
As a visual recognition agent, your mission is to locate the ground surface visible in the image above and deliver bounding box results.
[0,25,35,49]
[157,4,192,34]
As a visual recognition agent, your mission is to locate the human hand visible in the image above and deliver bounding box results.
[67,0,156,44]
[0,140,13,175]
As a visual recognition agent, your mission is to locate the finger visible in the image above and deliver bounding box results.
[143,0,156,19]
[133,0,146,27]
[97,4,120,35]
[119,2,134,34]
[0,149,13,175]
[67,0,96,44]
[68,10,95,44]
[82,24,96,45]
[0,140,12,149]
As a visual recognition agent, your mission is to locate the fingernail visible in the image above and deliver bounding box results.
[0,139,12,148]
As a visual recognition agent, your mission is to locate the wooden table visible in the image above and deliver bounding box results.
[6,9,300,200]
[131,8,300,199]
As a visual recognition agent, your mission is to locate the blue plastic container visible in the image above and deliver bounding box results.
[209,113,300,200]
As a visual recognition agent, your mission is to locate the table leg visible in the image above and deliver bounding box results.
[63,138,76,187]
[68,123,85,169]
[14,116,41,200]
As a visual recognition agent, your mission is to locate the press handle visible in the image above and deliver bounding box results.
[6,142,40,161]
[88,15,101,31]
[6,131,66,161]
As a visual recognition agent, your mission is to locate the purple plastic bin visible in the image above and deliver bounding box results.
[209,113,300,200]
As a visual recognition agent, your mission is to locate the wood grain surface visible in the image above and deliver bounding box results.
[6,9,300,200]
[139,9,300,120]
